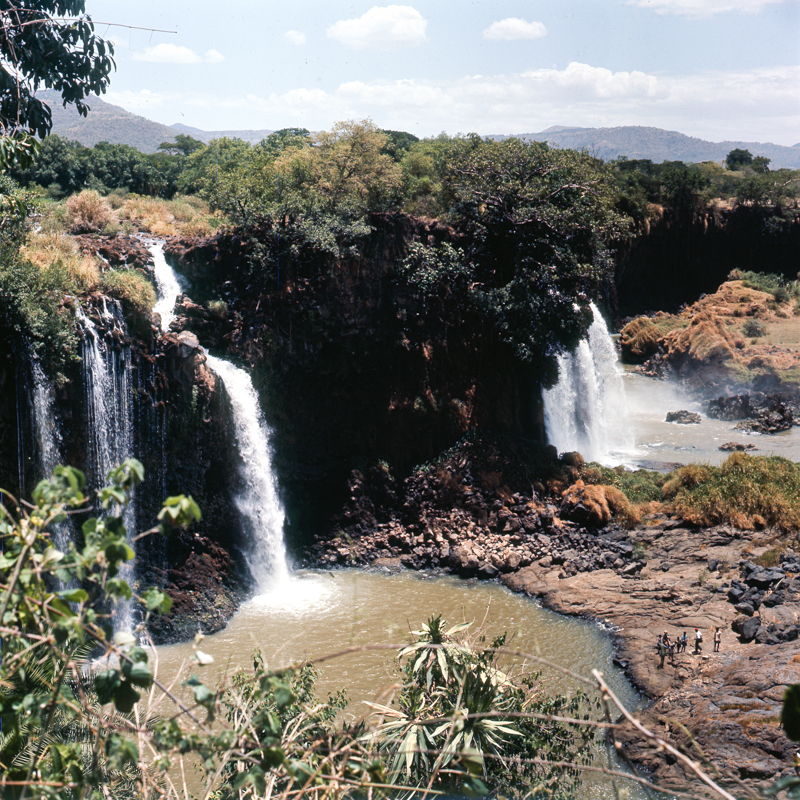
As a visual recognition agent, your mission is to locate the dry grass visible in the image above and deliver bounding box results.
[119,194,222,237]
[64,190,114,234]
[619,314,685,362]
[665,453,800,531]
[21,231,101,293]
[561,480,643,528]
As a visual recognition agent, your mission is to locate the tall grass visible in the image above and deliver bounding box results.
[21,231,101,294]
[101,269,157,316]
[664,453,800,531]
[64,189,114,233]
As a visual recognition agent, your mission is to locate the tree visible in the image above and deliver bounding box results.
[432,136,631,379]
[725,148,753,171]
[0,1,114,173]
[157,133,204,157]
[751,155,771,174]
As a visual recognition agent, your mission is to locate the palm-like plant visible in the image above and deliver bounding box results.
[365,615,592,799]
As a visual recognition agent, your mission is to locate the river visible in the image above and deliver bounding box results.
[153,569,645,798]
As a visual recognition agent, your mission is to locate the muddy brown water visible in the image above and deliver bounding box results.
[152,569,649,798]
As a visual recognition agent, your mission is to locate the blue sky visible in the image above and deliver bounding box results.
[88,0,800,144]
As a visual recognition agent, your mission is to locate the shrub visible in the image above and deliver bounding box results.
[207,299,228,319]
[100,269,157,316]
[667,453,800,530]
[729,269,785,294]
[64,189,114,233]
[742,319,767,338]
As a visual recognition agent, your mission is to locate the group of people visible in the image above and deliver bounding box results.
[656,627,722,667]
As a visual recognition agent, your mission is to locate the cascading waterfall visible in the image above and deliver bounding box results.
[543,303,634,464]
[150,242,185,331]
[205,355,289,590]
[77,300,137,629]
[30,356,74,553]
[149,241,289,592]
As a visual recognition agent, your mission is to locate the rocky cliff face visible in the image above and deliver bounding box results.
[615,204,800,317]
[165,214,547,545]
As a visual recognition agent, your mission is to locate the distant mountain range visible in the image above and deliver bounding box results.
[495,125,800,169]
[41,91,274,152]
[40,91,800,168]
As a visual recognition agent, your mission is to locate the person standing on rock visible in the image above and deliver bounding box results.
[681,630,688,653]
[713,627,721,652]
[694,627,703,654]
[657,635,666,669]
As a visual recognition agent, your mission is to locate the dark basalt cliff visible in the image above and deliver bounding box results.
[164,213,547,544]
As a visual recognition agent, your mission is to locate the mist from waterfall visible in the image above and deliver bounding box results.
[149,242,290,594]
[77,300,136,629]
[543,303,634,465]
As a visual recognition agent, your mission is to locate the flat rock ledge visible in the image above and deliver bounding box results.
[316,513,800,797]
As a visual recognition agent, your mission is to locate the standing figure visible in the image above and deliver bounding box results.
[694,627,703,654]
[681,631,688,653]
[713,627,721,652]
[657,636,666,669]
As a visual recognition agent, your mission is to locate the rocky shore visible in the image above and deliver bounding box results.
[308,441,800,797]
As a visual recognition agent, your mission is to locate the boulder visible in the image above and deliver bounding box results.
[718,442,758,452]
[666,410,701,424]
[707,394,752,421]
[740,616,762,642]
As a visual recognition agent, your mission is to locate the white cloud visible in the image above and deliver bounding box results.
[483,18,547,40]
[133,43,224,64]
[108,63,800,148]
[326,5,427,50]
[627,0,795,17]
[284,30,307,46]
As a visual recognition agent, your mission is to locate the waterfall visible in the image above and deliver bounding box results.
[76,300,137,629]
[205,355,289,590]
[149,242,289,592]
[30,357,73,553]
[150,241,185,331]
[543,303,634,464]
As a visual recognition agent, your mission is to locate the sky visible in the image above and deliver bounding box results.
[87,0,800,145]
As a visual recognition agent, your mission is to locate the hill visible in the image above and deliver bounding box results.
[496,125,800,169]
[41,91,274,152]
[41,90,177,153]
[170,123,274,145]
[38,90,800,168]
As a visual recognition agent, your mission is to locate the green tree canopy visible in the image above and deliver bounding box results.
[431,136,631,376]
[725,148,753,171]
[0,1,114,139]
[157,133,204,157]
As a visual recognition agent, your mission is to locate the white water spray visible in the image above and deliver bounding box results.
[150,242,185,331]
[543,303,634,464]
[205,355,289,590]
[149,242,290,593]
[76,301,136,629]
[30,357,74,553]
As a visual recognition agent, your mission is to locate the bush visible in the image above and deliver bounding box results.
[742,319,767,338]
[64,189,114,233]
[666,453,800,530]
[100,269,157,316]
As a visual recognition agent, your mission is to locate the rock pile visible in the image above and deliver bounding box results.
[666,410,701,424]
